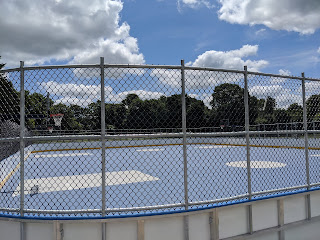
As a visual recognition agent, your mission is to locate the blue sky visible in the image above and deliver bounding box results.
[1,0,319,78]
[1,0,320,108]
[121,0,320,78]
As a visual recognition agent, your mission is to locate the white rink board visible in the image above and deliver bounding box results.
[3,187,320,240]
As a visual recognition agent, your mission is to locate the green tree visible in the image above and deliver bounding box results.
[287,103,303,122]
[50,103,82,131]
[25,92,53,129]
[254,96,276,124]
[105,103,126,129]
[264,96,276,115]
[164,94,182,129]
[86,101,101,130]
[186,95,207,129]
[0,57,20,123]
[141,98,166,129]
[69,104,90,130]
[274,109,290,123]
[122,94,145,129]
[210,83,258,127]
[306,95,320,121]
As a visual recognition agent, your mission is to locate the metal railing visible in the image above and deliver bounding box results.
[0,58,320,218]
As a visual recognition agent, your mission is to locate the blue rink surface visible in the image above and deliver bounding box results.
[1,144,319,217]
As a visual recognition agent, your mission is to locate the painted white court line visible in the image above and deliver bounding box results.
[12,170,159,196]
[226,161,286,169]
[34,153,92,158]
[311,154,320,157]
[196,146,230,149]
[136,149,164,152]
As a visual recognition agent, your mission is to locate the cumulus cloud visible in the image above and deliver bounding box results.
[0,0,145,67]
[217,0,320,34]
[40,81,163,106]
[152,45,268,89]
[187,93,213,109]
[111,90,165,103]
[249,84,301,109]
[270,69,291,84]
[152,68,241,89]
[306,81,320,97]
[191,45,268,71]
[279,69,291,76]
[40,81,112,105]
[249,85,283,99]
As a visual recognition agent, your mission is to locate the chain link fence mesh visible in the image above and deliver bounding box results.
[247,74,307,199]
[0,62,319,218]
[0,70,21,216]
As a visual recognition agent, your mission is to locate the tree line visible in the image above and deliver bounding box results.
[1,59,320,132]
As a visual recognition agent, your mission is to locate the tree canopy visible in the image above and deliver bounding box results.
[0,63,318,133]
[0,56,20,123]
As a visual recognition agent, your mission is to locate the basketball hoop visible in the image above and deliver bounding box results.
[48,127,53,133]
[50,114,64,127]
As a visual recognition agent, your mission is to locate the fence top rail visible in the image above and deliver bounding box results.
[246,70,320,82]
[0,62,319,81]
[0,64,182,72]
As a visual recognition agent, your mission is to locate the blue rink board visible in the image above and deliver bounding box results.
[0,144,319,216]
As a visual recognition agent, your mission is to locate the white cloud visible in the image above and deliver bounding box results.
[111,90,165,103]
[318,47,320,54]
[249,85,283,99]
[40,81,113,105]
[202,93,213,109]
[255,28,266,35]
[0,0,145,67]
[191,45,268,71]
[40,81,163,106]
[306,81,320,97]
[55,97,96,106]
[218,0,320,34]
[187,93,213,109]
[249,84,301,109]
[153,68,242,89]
[279,69,291,76]
[270,69,291,84]
[152,45,268,89]
[71,37,144,65]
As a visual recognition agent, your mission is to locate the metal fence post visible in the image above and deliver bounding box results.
[181,60,189,240]
[19,61,25,240]
[302,73,311,221]
[101,58,107,239]
[181,60,189,210]
[244,66,253,234]
[302,73,310,190]
[101,57,106,216]
[244,66,252,199]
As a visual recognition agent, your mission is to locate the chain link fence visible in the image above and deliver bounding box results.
[0,59,320,218]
